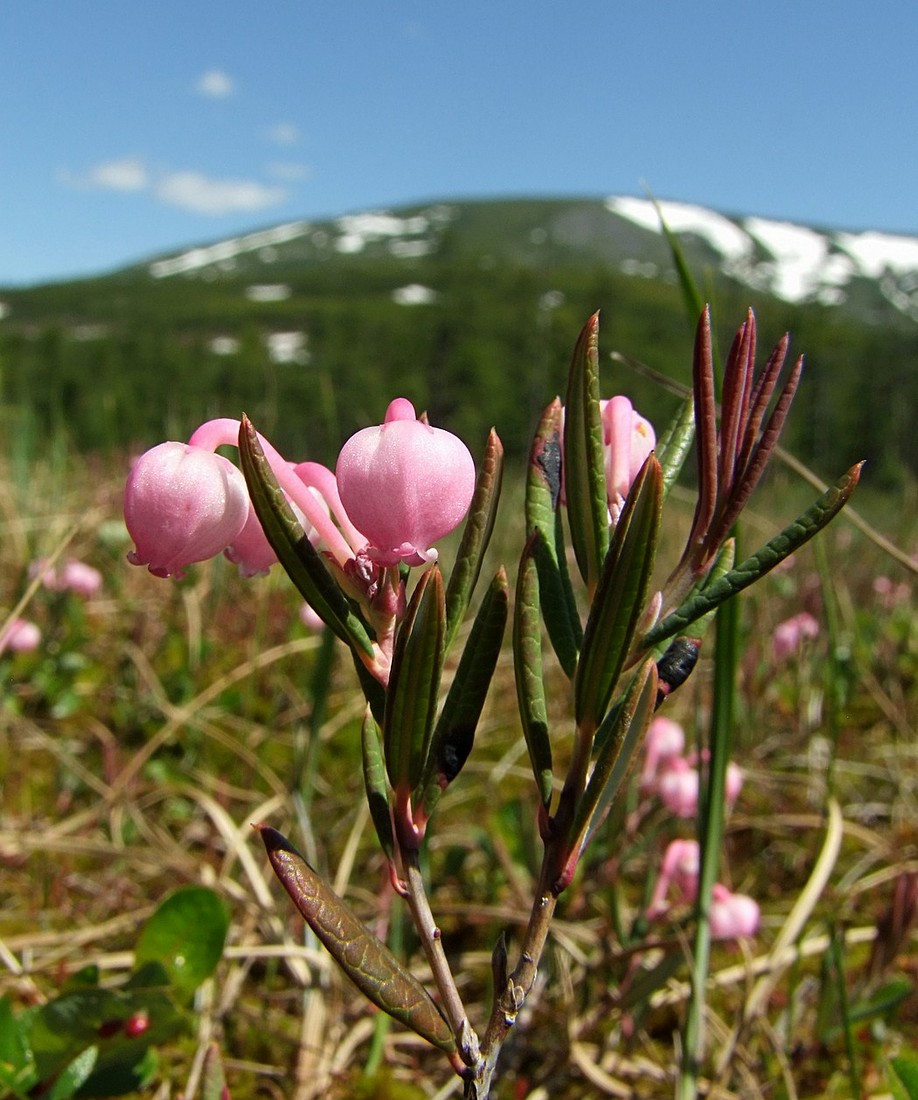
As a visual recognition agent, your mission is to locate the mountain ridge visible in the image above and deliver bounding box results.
[128,194,918,326]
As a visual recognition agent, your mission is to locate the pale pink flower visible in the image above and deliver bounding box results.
[124,442,250,578]
[600,396,655,521]
[771,611,820,661]
[709,884,761,940]
[0,617,41,654]
[335,398,476,567]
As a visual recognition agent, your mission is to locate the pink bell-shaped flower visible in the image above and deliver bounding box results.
[0,617,41,655]
[335,398,476,567]
[709,884,761,940]
[600,396,655,520]
[125,441,250,578]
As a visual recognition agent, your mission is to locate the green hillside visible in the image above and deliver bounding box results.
[0,197,914,487]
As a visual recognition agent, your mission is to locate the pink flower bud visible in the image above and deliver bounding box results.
[335,398,476,567]
[600,396,655,519]
[0,617,41,654]
[771,611,820,661]
[641,715,685,793]
[709,884,761,940]
[124,442,250,578]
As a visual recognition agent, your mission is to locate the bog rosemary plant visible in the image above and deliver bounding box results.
[124,306,861,1098]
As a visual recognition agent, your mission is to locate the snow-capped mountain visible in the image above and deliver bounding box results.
[142,195,918,324]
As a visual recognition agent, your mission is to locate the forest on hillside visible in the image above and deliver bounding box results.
[1,248,915,491]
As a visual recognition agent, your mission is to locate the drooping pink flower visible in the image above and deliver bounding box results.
[600,396,655,521]
[647,837,700,918]
[124,442,250,578]
[771,611,820,661]
[0,617,41,654]
[335,398,476,567]
[641,715,686,794]
[709,884,761,940]
[224,477,331,578]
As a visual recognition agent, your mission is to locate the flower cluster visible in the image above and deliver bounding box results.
[642,716,758,940]
[124,400,477,680]
[641,715,743,819]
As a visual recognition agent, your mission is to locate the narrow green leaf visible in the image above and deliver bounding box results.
[513,536,554,807]
[525,398,582,677]
[644,462,863,650]
[415,568,509,819]
[384,568,445,792]
[259,826,456,1053]
[134,886,229,1000]
[574,456,662,730]
[563,312,610,590]
[237,416,376,660]
[655,393,696,498]
[362,709,395,860]
[444,428,504,652]
[568,659,658,861]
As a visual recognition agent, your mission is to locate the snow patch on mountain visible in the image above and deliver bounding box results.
[605,196,918,318]
[150,222,309,277]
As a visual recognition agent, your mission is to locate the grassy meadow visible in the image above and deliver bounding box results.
[1,430,915,1098]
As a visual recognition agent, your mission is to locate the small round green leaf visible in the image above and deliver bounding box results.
[134,886,229,1000]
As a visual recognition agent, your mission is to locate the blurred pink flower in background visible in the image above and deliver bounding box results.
[647,838,700,917]
[31,558,103,598]
[709,884,761,940]
[772,611,820,661]
[299,602,325,632]
[640,715,685,794]
[657,757,700,818]
[0,617,41,655]
[873,576,911,610]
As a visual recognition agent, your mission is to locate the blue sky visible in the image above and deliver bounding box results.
[1,1,914,286]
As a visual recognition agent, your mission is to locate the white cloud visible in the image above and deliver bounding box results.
[197,69,234,98]
[266,161,312,181]
[88,157,149,191]
[266,122,300,146]
[155,171,287,215]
